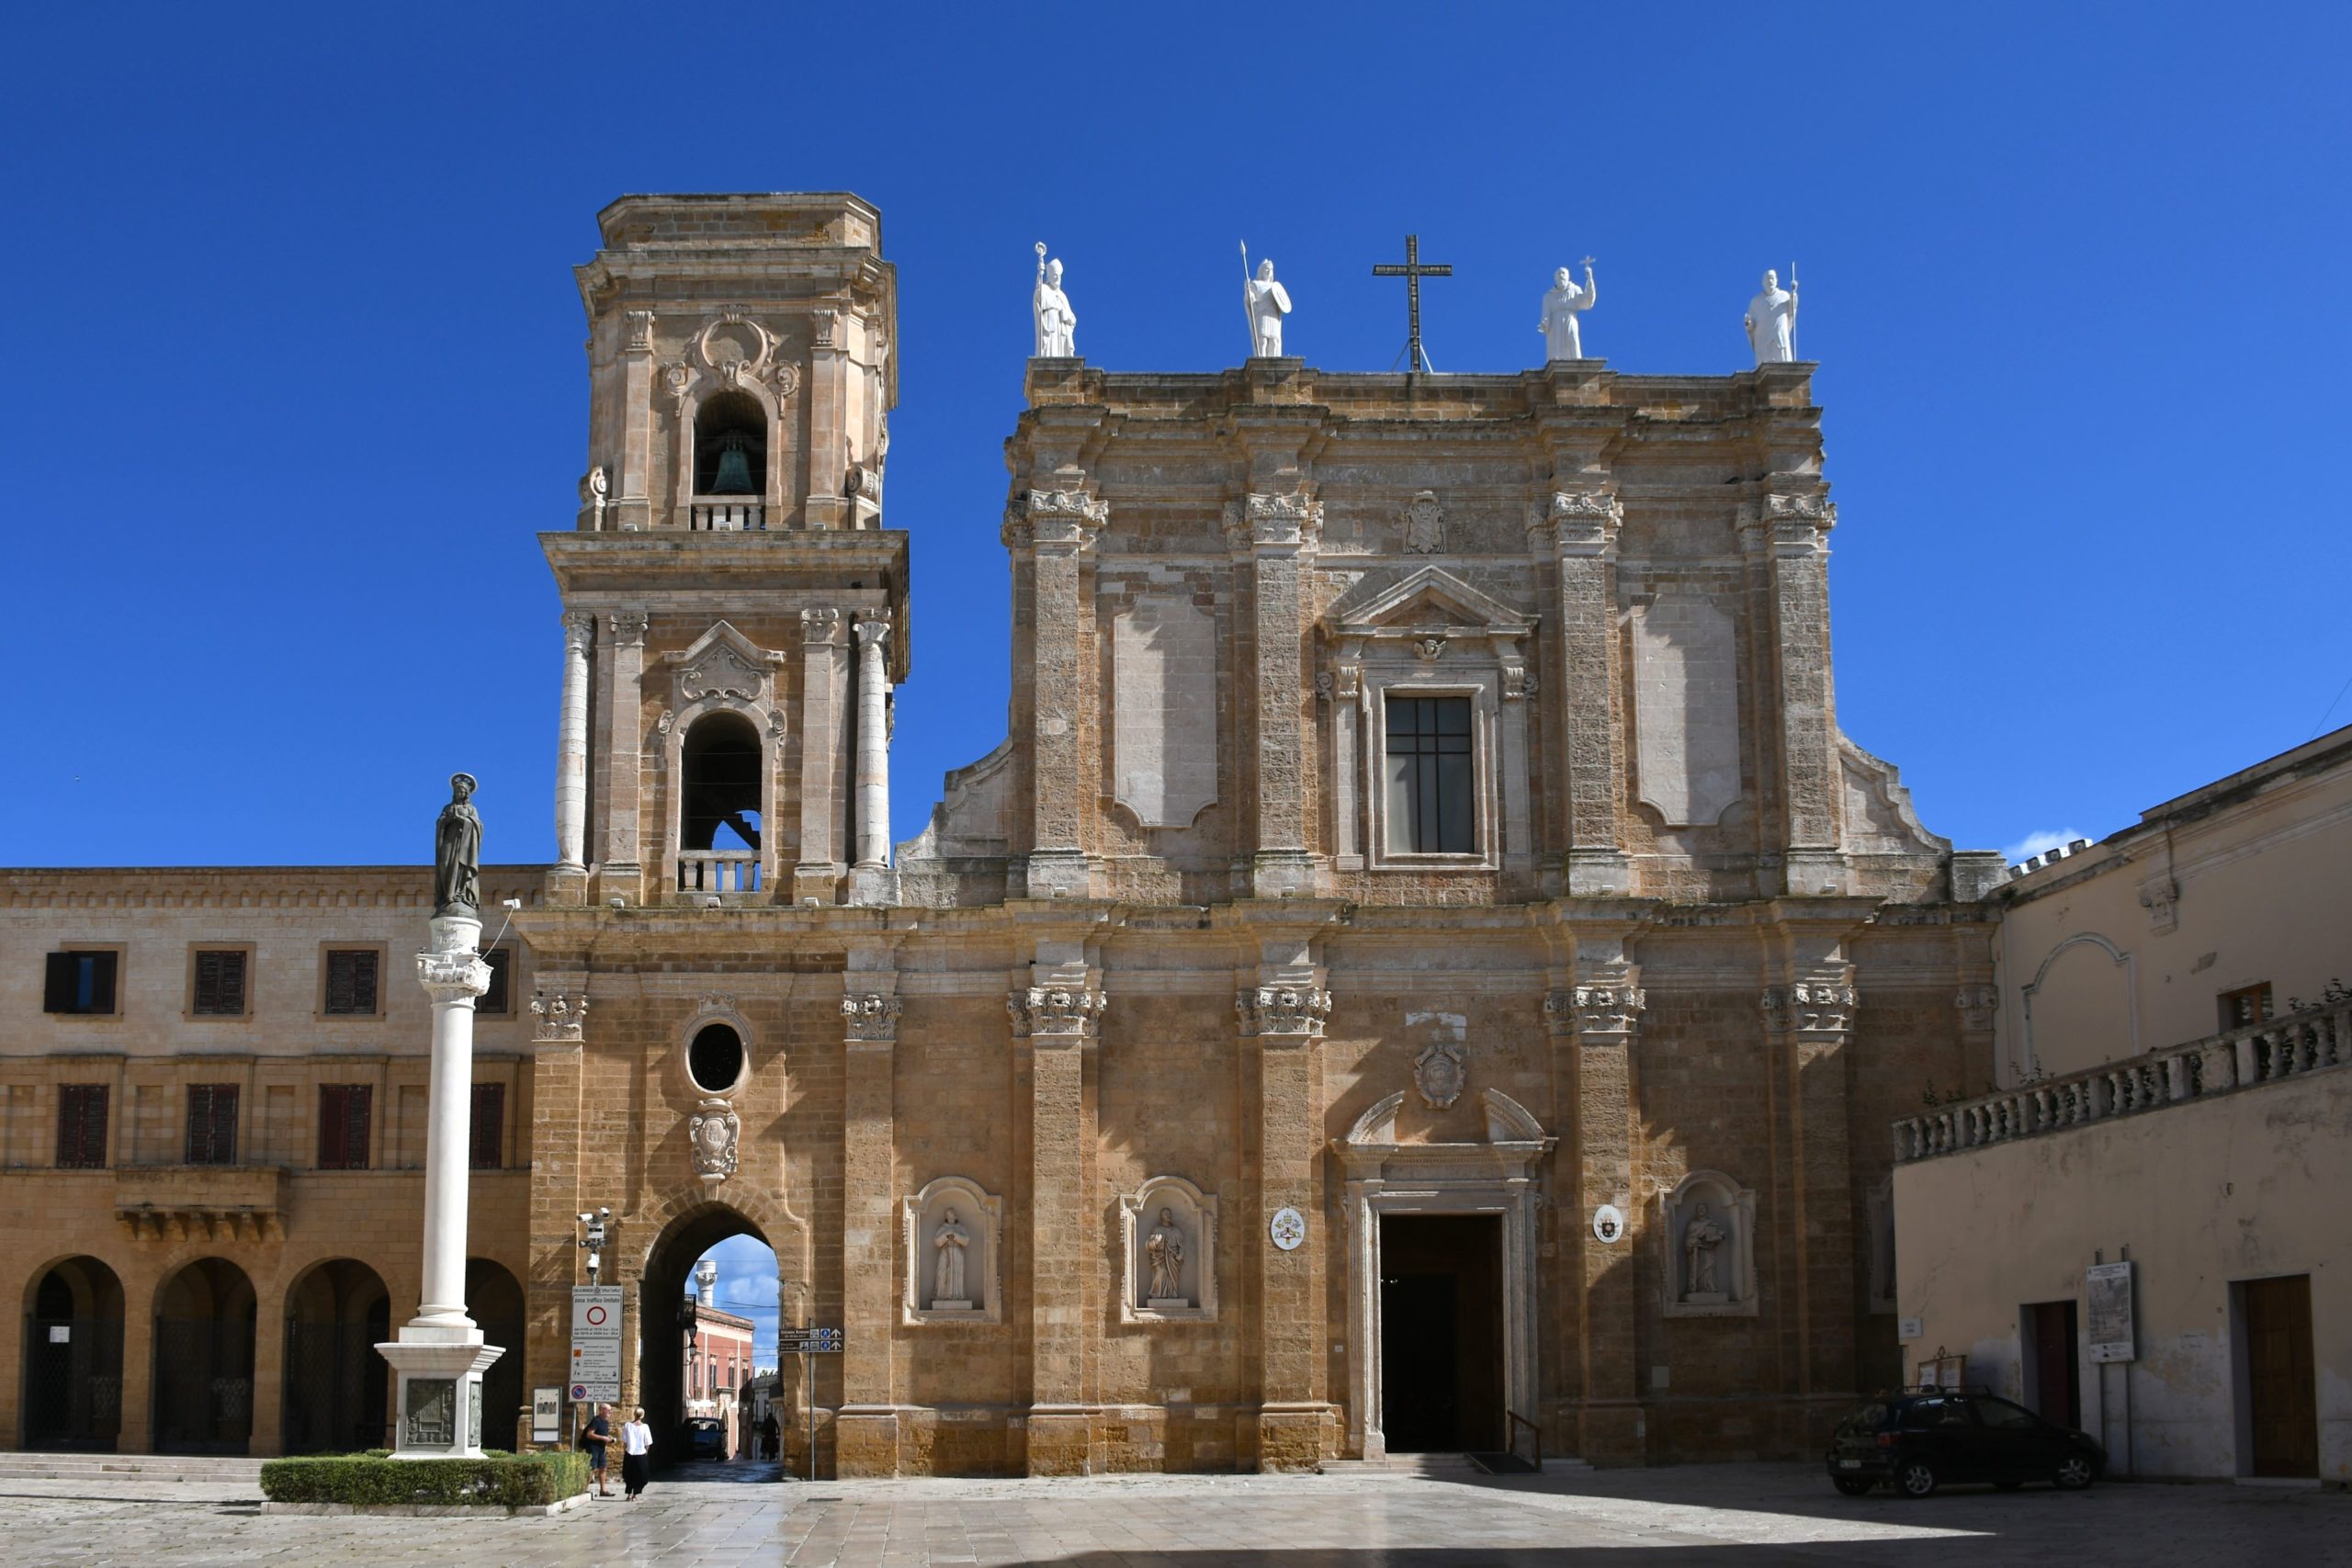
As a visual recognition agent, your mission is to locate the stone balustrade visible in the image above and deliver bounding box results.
[678,849,761,894]
[690,499,766,531]
[1894,994,2352,1163]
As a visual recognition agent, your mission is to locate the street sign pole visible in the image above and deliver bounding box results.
[775,1325,842,1482]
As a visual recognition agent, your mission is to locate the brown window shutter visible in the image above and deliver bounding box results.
[469,1082,505,1169]
[318,1086,347,1168]
[57,1084,107,1168]
[195,951,247,1015]
[89,953,117,1015]
[187,1084,239,1165]
[346,1083,372,1168]
[43,953,76,1013]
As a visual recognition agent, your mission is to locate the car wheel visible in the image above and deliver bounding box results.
[2053,1455,2097,1490]
[1894,1460,1939,1499]
[1832,1477,1876,1496]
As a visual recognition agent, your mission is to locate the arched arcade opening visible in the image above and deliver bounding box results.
[468,1258,527,1450]
[153,1257,257,1454]
[279,1258,390,1454]
[22,1256,125,1451]
[637,1203,778,1467]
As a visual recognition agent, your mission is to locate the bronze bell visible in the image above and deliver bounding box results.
[710,433,756,495]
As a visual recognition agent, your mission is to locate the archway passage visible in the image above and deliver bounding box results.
[638,1205,775,1469]
[1379,1214,1503,1452]
[468,1258,526,1452]
[23,1257,125,1451]
[153,1257,257,1454]
[280,1258,390,1454]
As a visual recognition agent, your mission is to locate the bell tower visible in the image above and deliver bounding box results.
[543,193,910,908]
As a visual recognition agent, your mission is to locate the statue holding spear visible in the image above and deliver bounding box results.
[1240,240,1291,358]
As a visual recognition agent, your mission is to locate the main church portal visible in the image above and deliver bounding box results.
[1379,1214,1504,1452]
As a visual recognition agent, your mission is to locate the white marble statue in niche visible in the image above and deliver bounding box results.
[1145,1207,1187,1306]
[1033,243,1076,358]
[1662,1169,1758,1317]
[1539,262,1597,361]
[1682,1201,1726,1300]
[933,1207,972,1308]
[1745,267,1799,365]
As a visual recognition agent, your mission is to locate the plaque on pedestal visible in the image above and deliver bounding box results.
[1146,1298,1191,1312]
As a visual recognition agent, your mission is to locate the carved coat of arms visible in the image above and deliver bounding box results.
[1412,1039,1467,1110]
[689,1100,739,1180]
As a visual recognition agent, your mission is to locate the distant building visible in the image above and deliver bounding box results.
[1894,728,2352,1483]
[683,1261,753,1456]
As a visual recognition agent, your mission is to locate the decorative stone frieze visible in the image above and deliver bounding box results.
[1236,986,1333,1037]
[841,992,903,1043]
[531,991,589,1043]
[1006,986,1107,1039]
[1954,984,1998,1033]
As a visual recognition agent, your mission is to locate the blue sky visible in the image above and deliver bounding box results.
[2,5,2346,871]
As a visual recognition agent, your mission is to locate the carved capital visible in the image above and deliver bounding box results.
[1765,980,1857,1036]
[561,608,597,651]
[841,992,902,1043]
[530,991,589,1043]
[1534,490,1623,554]
[1500,662,1530,700]
[799,606,845,646]
[416,949,492,1000]
[1005,488,1108,549]
[609,610,650,648]
[1548,984,1645,1042]
[853,616,893,652]
[1954,984,1998,1033]
[1236,986,1333,1038]
[1007,986,1107,1040]
[1227,491,1323,549]
[624,310,656,353]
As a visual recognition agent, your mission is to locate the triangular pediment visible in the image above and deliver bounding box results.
[664,619,778,706]
[1324,566,1534,639]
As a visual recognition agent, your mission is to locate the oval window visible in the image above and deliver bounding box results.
[687,1023,745,1094]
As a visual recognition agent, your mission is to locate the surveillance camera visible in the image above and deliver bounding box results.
[503,897,522,911]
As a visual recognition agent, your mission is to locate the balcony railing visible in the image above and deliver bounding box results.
[679,850,761,895]
[1894,994,2352,1164]
[689,499,765,532]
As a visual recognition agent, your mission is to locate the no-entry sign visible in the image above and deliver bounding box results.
[571,1285,623,1402]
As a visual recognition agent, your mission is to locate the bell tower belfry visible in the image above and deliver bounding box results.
[543,194,909,908]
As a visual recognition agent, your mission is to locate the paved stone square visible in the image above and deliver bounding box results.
[1,1461,2346,1566]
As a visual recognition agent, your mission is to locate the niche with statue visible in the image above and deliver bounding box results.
[1661,1169,1758,1319]
[1118,1176,1218,1324]
[900,1176,1001,1325]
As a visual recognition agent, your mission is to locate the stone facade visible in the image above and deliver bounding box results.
[1,192,2007,1475]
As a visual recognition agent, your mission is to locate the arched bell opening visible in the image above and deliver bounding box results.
[21,1256,125,1451]
[279,1258,390,1454]
[678,711,763,893]
[694,390,767,497]
[153,1257,258,1454]
[467,1258,527,1452]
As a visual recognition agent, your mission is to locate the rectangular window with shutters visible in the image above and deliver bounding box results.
[2220,982,2273,1032]
[469,1081,505,1170]
[480,947,514,1016]
[42,950,120,1016]
[317,1083,373,1170]
[189,948,250,1017]
[1384,695,1477,854]
[56,1084,108,1168]
[185,1083,240,1166]
[322,949,381,1017]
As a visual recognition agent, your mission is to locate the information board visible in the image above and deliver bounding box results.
[531,1385,562,1444]
[778,1326,844,1354]
[570,1285,624,1402]
[2086,1261,2136,1363]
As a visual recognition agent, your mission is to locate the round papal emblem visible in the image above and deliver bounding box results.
[1270,1206,1306,1251]
[1592,1203,1625,1244]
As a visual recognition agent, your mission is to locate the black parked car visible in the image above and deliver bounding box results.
[682,1416,729,1461]
[1826,1392,2104,1498]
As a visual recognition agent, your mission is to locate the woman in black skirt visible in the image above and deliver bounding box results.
[620,1406,655,1500]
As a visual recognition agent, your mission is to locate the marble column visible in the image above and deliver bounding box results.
[795,608,849,904]
[376,913,503,1459]
[553,610,594,877]
[849,616,893,903]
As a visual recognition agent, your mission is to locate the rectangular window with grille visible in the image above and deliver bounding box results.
[481,947,514,1015]
[317,1083,373,1170]
[469,1081,505,1170]
[56,1083,108,1168]
[1384,695,1476,854]
[185,1083,240,1166]
[190,950,248,1016]
[42,951,119,1016]
[323,949,380,1016]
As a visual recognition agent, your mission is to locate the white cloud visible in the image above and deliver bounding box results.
[2002,827,2087,864]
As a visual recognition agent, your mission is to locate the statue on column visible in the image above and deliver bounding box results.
[1032,243,1077,358]
[432,773,481,917]
[933,1207,970,1303]
[1241,247,1292,358]
[1539,262,1597,361]
[1145,1206,1186,1302]
[1744,267,1799,365]
[1682,1201,1726,1297]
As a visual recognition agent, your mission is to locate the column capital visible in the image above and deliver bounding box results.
[1954,984,1997,1034]
[561,607,597,647]
[1007,986,1106,1042]
[841,991,902,1044]
[852,615,893,651]
[609,608,650,647]
[1529,489,1623,555]
[417,948,492,1002]
[623,309,656,355]
[1737,490,1838,552]
[531,991,589,1043]
[800,605,846,645]
[1762,978,1858,1039]
[1003,486,1109,550]
[1236,985,1333,1039]
[1224,491,1323,552]
[1545,982,1645,1043]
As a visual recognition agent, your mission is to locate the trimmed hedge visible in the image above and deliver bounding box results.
[260,1450,589,1508]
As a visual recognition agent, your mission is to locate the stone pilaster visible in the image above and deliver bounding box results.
[1230,492,1325,897]
[1537,491,1632,895]
[1235,938,1332,1470]
[803,302,851,529]
[1742,492,1845,896]
[592,609,647,905]
[1544,922,1643,1461]
[612,309,655,533]
[1008,487,1106,897]
[1010,955,1105,1474]
[552,609,594,888]
[1763,934,1860,1440]
[836,949,902,1475]
[526,980,588,1434]
[796,607,849,904]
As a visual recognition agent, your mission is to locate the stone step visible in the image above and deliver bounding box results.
[0,1454,268,1483]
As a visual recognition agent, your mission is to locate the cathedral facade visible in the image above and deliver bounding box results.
[0,193,2006,1474]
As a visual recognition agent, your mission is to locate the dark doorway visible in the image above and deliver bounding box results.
[22,1257,125,1451]
[153,1258,257,1454]
[280,1258,390,1454]
[2022,1300,2081,1428]
[1379,1213,1503,1452]
[2242,1274,2317,1477]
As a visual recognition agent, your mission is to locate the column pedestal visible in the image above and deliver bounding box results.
[378,913,504,1459]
